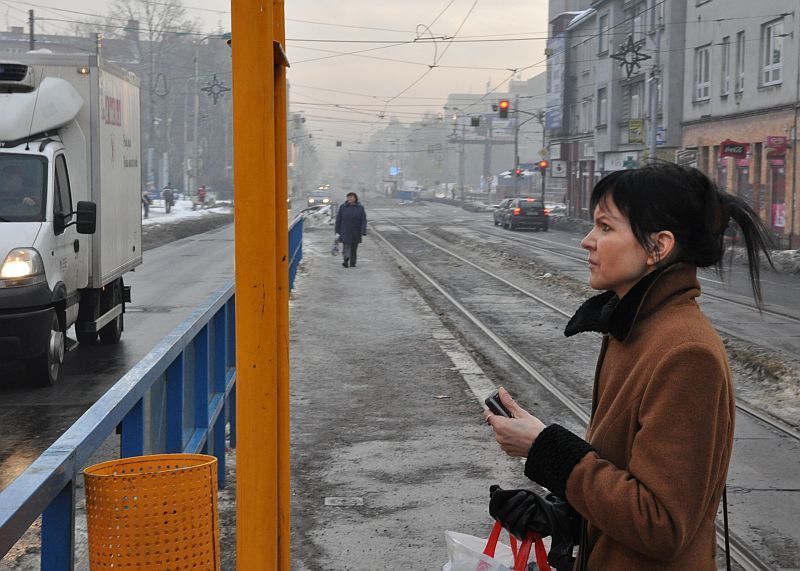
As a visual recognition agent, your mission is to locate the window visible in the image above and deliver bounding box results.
[762,19,783,85]
[581,39,590,74]
[632,2,646,42]
[580,99,592,132]
[598,14,609,53]
[735,31,745,91]
[624,81,643,119]
[695,45,711,100]
[720,37,730,95]
[651,0,665,31]
[54,154,73,224]
[597,87,608,125]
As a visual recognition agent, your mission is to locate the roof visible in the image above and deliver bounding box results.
[567,8,596,30]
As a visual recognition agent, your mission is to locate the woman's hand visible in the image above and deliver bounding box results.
[484,387,546,457]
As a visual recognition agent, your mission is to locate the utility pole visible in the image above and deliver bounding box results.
[28,10,34,52]
[459,120,465,204]
[192,46,201,198]
[648,10,663,160]
[513,95,520,196]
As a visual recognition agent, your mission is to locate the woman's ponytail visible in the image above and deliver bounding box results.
[720,192,775,306]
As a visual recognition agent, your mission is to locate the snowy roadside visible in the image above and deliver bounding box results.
[141,198,234,250]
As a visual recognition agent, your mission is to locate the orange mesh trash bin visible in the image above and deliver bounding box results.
[84,454,220,570]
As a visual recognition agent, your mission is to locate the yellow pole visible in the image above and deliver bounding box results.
[230,0,289,568]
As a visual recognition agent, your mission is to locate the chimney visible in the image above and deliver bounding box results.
[125,19,140,42]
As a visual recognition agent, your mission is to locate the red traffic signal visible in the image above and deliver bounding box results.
[537,159,549,173]
[514,167,523,177]
[498,99,510,119]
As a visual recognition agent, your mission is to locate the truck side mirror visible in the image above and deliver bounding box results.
[76,201,97,234]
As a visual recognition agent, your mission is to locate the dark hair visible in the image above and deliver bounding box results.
[347,192,358,202]
[590,162,774,305]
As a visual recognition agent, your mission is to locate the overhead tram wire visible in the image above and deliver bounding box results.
[290,44,514,71]
[11,0,791,44]
[381,0,481,116]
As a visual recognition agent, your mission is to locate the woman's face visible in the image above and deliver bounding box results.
[581,195,653,298]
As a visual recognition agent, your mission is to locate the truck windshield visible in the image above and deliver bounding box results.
[0,154,47,222]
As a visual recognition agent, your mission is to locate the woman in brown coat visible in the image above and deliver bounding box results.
[485,163,774,570]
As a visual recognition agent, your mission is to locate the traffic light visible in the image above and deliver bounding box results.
[498,99,510,119]
[537,159,549,174]
[514,167,523,177]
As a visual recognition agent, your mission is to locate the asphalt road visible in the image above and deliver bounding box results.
[0,225,235,491]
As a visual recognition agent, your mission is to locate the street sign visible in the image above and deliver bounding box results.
[538,148,549,158]
[551,160,567,178]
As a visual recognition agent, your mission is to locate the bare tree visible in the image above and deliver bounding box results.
[107,0,199,190]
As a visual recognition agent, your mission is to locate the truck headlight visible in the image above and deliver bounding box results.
[0,248,46,287]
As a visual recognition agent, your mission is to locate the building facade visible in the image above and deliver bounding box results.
[681,2,799,247]
[547,0,686,218]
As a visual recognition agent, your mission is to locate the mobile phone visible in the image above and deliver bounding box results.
[485,389,512,418]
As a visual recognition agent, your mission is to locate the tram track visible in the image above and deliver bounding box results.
[372,217,795,571]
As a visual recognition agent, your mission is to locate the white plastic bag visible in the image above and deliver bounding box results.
[442,530,516,571]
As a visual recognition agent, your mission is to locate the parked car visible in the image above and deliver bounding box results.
[492,198,514,225]
[501,198,549,231]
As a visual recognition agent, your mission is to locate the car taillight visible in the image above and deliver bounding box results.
[543,208,550,215]
[513,208,521,215]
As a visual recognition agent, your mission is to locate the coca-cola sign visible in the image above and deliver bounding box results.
[719,139,749,158]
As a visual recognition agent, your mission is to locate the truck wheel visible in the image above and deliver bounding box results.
[99,312,123,344]
[26,311,64,386]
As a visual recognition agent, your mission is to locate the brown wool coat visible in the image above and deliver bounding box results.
[567,263,735,570]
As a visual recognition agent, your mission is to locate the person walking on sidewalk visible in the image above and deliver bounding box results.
[484,162,774,570]
[335,192,367,268]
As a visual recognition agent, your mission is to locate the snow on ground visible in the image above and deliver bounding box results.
[142,198,231,226]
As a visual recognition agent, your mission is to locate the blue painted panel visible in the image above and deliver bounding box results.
[41,482,74,571]
[121,398,144,458]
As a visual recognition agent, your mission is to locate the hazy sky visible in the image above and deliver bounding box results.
[7,0,551,145]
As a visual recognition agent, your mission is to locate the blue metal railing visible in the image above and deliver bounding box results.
[0,218,304,569]
[289,215,304,289]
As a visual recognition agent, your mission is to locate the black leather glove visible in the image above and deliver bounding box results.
[489,485,579,571]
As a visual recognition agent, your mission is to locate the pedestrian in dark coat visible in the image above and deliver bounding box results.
[334,192,367,268]
[484,163,775,570]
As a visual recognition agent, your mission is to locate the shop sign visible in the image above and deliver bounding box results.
[604,152,639,172]
[629,119,644,144]
[719,139,749,158]
[676,149,697,166]
[765,136,788,157]
[772,203,785,229]
[551,160,567,178]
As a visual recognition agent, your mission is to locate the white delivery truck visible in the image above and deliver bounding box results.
[0,54,142,385]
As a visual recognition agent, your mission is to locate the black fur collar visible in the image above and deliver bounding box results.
[564,268,665,341]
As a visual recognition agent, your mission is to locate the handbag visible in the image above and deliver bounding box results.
[442,521,551,571]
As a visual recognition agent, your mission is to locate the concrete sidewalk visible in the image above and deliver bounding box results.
[218,222,532,569]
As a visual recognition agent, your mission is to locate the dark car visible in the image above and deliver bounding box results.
[492,198,514,225]
[502,198,549,231]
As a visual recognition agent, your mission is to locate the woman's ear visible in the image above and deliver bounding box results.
[648,231,676,266]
